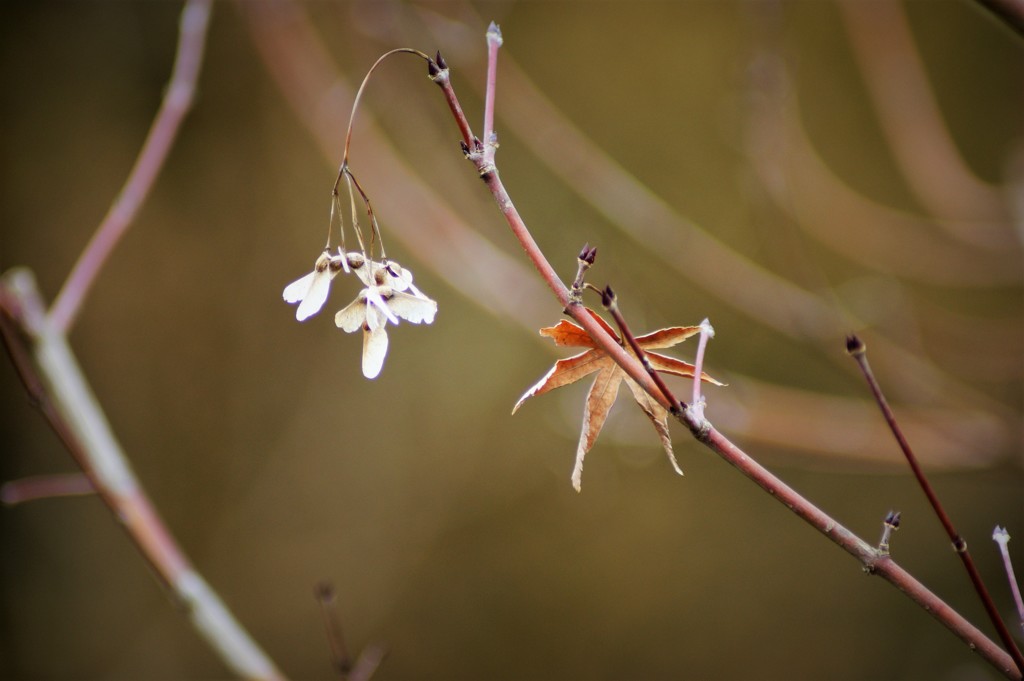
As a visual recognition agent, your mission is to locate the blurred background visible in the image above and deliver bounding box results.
[1,1,1022,679]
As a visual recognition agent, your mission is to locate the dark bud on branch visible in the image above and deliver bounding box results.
[460,140,470,156]
[427,60,440,78]
[885,510,902,530]
[601,285,616,310]
[435,50,448,70]
[846,333,866,356]
[578,243,597,265]
[313,580,335,603]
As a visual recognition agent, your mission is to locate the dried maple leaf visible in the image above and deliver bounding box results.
[513,308,722,491]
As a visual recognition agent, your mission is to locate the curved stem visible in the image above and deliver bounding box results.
[333,47,432,192]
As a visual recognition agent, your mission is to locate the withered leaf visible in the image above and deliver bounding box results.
[513,308,722,491]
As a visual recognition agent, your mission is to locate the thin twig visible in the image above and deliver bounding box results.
[1,473,95,506]
[992,527,1024,634]
[314,582,351,677]
[847,333,1024,676]
[49,0,212,335]
[482,22,502,162]
[687,319,715,425]
[600,285,684,415]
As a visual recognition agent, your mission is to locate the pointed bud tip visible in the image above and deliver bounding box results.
[487,21,503,45]
[578,243,597,265]
[845,334,865,356]
[435,50,447,69]
[601,285,615,307]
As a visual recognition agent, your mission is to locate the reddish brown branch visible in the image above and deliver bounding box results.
[436,25,1022,680]
[848,334,1024,675]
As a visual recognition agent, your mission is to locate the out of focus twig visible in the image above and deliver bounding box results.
[50,0,212,334]
[1,3,285,678]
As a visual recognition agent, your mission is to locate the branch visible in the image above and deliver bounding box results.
[1,270,284,681]
[848,334,1024,675]
[2,3,284,677]
[435,25,1022,680]
[49,0,212,334]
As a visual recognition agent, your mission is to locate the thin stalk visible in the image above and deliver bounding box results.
[601,285,684,415]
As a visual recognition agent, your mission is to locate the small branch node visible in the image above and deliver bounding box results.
[568,244,596,306]
[684,400,711,439]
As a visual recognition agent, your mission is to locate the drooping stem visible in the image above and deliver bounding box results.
[49,0,212,335]
[848,334,1024,675]
[335,47,432,182]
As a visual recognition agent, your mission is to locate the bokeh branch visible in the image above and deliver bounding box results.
[49,0,213,334]
[1,2,284,678]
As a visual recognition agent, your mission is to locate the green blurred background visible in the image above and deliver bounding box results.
[2,1,1022,679]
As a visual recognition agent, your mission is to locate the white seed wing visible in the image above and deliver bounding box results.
[295,269,332,321]
[334,298,366,333]
[361,326,389,379]
[388,291,437,325]
[366,287,399,326]
[282,271,314,304]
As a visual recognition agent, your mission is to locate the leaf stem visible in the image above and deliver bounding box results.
[847,333,1024,676]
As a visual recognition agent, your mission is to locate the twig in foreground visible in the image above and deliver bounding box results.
[847,333,1024,675]
[1,270,284,681]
